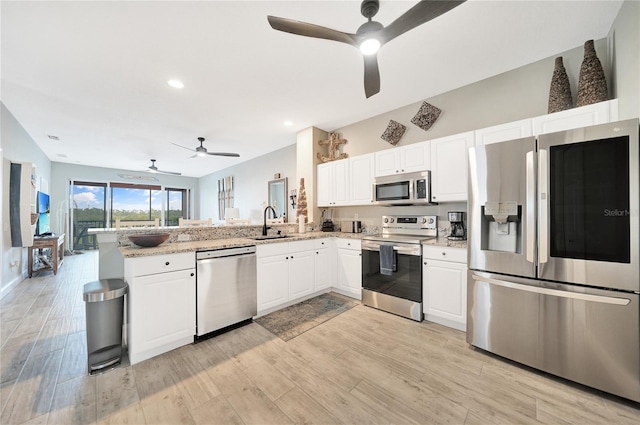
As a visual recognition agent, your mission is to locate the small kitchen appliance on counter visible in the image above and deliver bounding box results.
[447,211,466,240]
[361,215,437,321]
[321,209,334,232]
[341,220,362,233]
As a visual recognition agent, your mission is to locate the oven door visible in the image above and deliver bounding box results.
[537,119,639,291]
[361,240,422,302]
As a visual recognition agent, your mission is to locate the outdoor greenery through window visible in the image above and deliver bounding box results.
[71,181,190,251]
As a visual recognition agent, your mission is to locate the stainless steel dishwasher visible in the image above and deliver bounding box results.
[195,245,257,339]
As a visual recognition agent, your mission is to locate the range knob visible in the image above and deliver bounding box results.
[422,217,427,224]
[383,217,389,223]
[389,218,395,223]
[428,217,435,224]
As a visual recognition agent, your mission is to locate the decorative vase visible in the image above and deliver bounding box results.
[297,178,307,221]
[576,40,608,107]
[548,56,573,113]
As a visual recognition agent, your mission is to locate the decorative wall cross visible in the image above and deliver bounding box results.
[317,132,348,163]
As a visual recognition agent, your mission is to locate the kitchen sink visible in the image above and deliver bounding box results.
[252,235,289,241]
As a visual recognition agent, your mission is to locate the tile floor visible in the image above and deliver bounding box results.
[1,251,639,424]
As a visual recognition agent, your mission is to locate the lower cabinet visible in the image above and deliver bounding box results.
[125,252,196,365]
[257,239,320,314]
[422,246,467,331]
[314,239,332,291]
[336,238,362,299]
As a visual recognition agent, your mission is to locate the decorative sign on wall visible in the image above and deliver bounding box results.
[380,120,406,145]
[317,132,348,163]
[411,101,442,131]
[217,176,234,219]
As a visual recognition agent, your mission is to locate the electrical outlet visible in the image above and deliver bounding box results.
[177,234,191,242]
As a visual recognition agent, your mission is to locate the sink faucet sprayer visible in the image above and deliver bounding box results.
[262,206,277,236]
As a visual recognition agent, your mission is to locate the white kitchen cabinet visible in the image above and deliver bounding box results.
[349,153,374,205]
[257,252,289,312]
[314,239,333,291]
[125,252,196,365]
[317,159,349,207]
[532,99,618,135]
[422,246,467,331]
[374,141,430,177]
[257,240,322,314]
[430,131,474,202]
[335,238,362,299]
[475,119,533,146]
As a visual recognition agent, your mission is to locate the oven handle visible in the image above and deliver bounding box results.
[361,241,421,256]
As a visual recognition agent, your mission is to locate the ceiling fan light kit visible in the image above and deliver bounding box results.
[267,0,466,98]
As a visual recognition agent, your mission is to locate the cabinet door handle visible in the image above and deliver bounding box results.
[423,262,427,265]
[291,255,294,259]
[285,256,289,260]
[165,261,170,266]
[442,252,446,256]
[190,273,195,277]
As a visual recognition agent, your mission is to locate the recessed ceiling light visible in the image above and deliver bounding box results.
[167,79,184,89]
[283,121,293,127]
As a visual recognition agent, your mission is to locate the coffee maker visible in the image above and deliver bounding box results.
[321,209,334,232]
[448,211,466,240]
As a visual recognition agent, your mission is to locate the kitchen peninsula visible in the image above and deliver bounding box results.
[93,223,466,364]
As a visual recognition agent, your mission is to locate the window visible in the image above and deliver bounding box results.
[166,188,188,226]
[110,182,162,226]
[71,181,107,250]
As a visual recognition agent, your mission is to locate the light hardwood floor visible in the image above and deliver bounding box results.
[1,251,639,424]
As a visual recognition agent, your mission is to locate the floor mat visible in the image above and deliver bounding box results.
[254,292,359,341]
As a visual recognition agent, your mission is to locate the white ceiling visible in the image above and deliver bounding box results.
[1,0,623,178]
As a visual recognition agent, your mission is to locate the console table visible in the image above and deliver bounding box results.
[29,234,65,278]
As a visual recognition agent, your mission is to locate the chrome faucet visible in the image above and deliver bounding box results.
[262,206,276,236]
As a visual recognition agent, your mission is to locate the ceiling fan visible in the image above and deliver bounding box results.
[145,159,182,176]
[268,0,465,98]
[172,137,240,158]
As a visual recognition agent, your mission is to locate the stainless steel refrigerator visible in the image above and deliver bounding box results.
[467,118,640,403]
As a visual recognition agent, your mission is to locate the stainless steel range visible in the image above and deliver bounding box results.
[362,215,437,321]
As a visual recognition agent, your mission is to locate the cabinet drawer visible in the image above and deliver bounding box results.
[257,242,290,257]
[288,239,316,253]
[314,238,331,250]
[126,252,195,277]
[335,238,361,250]
[423,246,467,263]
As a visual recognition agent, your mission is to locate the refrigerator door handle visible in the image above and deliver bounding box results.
[526,151,535,263]
[538,149,549,264]
[471,275,631,305]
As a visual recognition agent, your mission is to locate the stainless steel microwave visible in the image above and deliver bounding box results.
[373,171,435,205]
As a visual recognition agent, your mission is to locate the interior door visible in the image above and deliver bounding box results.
[537,119,639,291]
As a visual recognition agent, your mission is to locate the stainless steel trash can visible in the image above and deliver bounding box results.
[83,279,128,374]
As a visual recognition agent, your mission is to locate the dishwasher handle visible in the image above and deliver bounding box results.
[196,245,256,260]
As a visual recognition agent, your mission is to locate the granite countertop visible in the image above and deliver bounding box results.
[119,230,467,258]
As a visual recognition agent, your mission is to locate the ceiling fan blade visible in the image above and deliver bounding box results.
[171,142,195,152]
[379,0,466,44]
[363,54,380,98]
[268,15,358,47]
[205,152,240,158]
[157,169,182,176]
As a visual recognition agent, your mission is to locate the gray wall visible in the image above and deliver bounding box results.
[609,0,639,119]
[199,144,296,224]
[1,103,51,293]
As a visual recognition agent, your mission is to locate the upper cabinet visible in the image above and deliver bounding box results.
[475,118,534,146]
[317,158,349,207]
[430,131,474,203]
[374,141,430,177]
[533,99,618,135]
[349,153,374,205]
